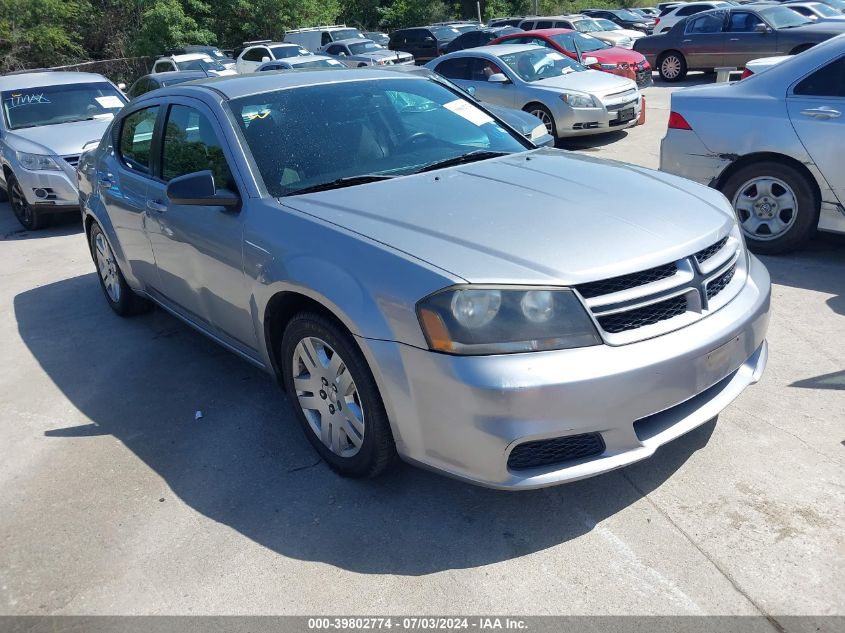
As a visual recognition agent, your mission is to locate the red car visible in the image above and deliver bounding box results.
[488,28,652,87]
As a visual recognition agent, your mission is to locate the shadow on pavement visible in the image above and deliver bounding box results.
[0,206,83,241]
[16,273,717,576]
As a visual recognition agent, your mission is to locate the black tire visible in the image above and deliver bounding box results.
[0,182,8,203]
[720,161,818,255]
[89,222,152,316]
[524,103,557,139]
[281,311,398,479]
[8,174,48,230]
[658,51,687,82]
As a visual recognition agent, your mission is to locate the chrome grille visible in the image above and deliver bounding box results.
[508,433,605,470]
[706,263,736,300]
[576,262,677,299]
[606,99,639,112]
[604,88,637,101]
[695,236,727,264]
[597,295,687,334]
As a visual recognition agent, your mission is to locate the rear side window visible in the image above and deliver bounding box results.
[242,48,266,62]
[536,20,554,29]
[161,105,234,190]
[118,106,159,174]
[520,21,536,30]
[794,56,845,97]
[686,13,724,33]
[435,57,473,80]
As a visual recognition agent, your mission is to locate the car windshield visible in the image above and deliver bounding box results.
[198,47,228,60]
[550,31,611,53]
[229,78,527,197]
[2,81,126,130]
[367,33,390,45]
[760,6,814,27]
[178,58,226,71]
[614,10,645,20]
[349,41,382,54]
[595,18,623,31]
[811,4,839,16]
[823,0,845,9]
[272,45,309,58]
[432,26,461,40]
[498,49,587,82]
[572,19,605,32]
[291,58,345,68]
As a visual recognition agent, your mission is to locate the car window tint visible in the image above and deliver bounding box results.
[531,37,553,48]
[243,48,265,62]
[677,6,704,16]
[686,13,724,33]
[327,45,344,55]
[469,58,505,81]
[536,20,554,29]
[726,12,764,32]
[118,107,159,174]
[161,105,233,191]
[794,56,845,97]
[435,57,473,80]
[521,21,535,30]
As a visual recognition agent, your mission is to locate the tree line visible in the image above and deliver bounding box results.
[0,0,632,73]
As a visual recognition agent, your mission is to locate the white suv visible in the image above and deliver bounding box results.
[235,42,311,73]
[151,53,236,76]
[655,1,731,33]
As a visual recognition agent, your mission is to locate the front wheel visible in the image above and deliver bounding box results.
[524,103,557,139]
[89,223,151,315]
[281,312,398,478]
[8,174,48,230]
[720,161,818,254]
[658,51,687,82]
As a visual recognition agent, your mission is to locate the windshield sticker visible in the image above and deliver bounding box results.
[95,95,124,109]
[5,93,51,109]
[444,99,493,127]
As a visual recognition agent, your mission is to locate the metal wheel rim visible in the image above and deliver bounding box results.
[661,55,681,79]
[292,336,365,458]
[732,176,798,241]
[94,232,121,303]
[9,180,32,226]
[529,108,554,135]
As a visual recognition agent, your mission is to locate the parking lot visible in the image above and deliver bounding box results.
[0,76,843,619]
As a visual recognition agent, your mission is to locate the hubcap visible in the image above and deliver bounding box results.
[94,232,121,303]
[292,337,364,458]
[662,56,680,79]
[530,109,554,134]
[732,176,798,241]
[9,180,32,226]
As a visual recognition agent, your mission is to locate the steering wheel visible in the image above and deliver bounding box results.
[397,131,438,152]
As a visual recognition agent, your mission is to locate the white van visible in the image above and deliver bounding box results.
[283,25,366,52]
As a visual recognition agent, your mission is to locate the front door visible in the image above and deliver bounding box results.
[466,57,516,107]
[144,100,257,353]
[722,11,778,68]
[787,54,845,205]
[681,13,727,70]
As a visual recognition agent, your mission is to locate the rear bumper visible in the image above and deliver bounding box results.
[363,255,770,490]
[660,128,731,186]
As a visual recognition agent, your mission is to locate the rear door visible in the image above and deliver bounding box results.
[465,57,517,106]
[681,12,727,69]
[787,54,845,204]
[722,10,777,68]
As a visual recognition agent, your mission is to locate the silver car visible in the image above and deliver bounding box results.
[426,45,642,137]
[0,71,127,229]
[255,55,346,71]
[79,69,770,489]
[660,33,845,253]
[320,38,415,66]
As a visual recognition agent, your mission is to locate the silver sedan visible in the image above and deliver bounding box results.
[426,44,642,137]
[660,34,845,253]
[320,38,415,66]
[79,69,769,489]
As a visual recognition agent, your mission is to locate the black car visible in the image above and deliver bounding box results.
[443,26,523,53]
[388,25,461,63]
[125,71,208,100]
[582,9,657,33]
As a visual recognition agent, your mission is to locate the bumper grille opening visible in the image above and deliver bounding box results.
[63,155,80,168]
[707,264,736,300]
[597,295,687,334]
[695,237,728,264]
[508,432,605,471]
[576,262,677,299]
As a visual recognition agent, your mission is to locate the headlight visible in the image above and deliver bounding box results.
[16,151,61,171]
[560,91,597,108]
[529,123,547,140]
[417,286,602,355]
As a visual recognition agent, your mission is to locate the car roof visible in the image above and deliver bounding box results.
[453,43,543,55]
[503,28,576,36]
[0,71,110,90]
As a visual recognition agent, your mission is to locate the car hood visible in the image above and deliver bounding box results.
[533,69,635,96]
[590,46,648,64]
[789,21,845,35]
[281,148,735,284]
[366,49,413,60]
[4,117,114,156]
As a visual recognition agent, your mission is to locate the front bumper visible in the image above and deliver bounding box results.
[364,255,770,489]
[8,162,81,210]
[556,96,642,137]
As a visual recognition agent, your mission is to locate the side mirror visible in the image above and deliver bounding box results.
[424,36,436,43]
[582,56,599,67]
[339,51,347,56]
[117,82,127,91]
[487,72,509,83]
[261,56,270,62]
[166,171,239,207]
[754,24,771,33]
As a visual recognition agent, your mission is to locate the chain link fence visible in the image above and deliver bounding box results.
[46,57,155,87]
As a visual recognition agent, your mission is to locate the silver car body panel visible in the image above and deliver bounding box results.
[660,35,845,235]
[79,69,770,488]
[320,38,415,66]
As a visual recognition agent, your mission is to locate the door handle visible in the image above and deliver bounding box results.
[800,107,841,120]
[682,39,692,43]
[729,38,739,41]
[97,175,113,187]
[146,199,167,213]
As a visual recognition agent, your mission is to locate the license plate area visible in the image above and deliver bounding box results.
[618,107,635,122]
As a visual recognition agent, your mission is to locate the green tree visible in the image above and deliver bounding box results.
[133,0,215,55]
[0,0,87,71]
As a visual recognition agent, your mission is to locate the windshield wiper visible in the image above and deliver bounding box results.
[283,174,395,197]
[414,150,510,174]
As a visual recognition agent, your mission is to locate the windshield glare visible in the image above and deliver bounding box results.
[332,28,364,40]
[293,59,344,68]
[272,45,309,58]
[595,19,622,31]
[180,58,226,71]
[573,19,604,32]
[432,27,461,40]
[2,81,125,130]
[813,4,838,16]
[229,78,526,197]
[761,6,813,27]
[499,49,586,82]
[550,31,610,53]
[615,10,644,20]
[349,41,382,54]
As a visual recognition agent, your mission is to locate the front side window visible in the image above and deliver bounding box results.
[469,58,506,82]
[161,105,233,190]
[118,106,159,174]
[794,56,845,97]
[686,13,725,34]
[349,41,382,55]
[499,49,586,82]
[2,81,126,131]
[327,45,345,55]
[434,57,473,80]
[243,48,267,62]
[726,12,765,33]
[228,78,527,197]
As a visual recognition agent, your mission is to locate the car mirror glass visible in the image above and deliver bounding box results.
[582,56,599,67]
[487,73,509,83]
[261,56,270,62]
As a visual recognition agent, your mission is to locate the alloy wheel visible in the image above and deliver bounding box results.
[292,336,365,458]
[9,179,33,227]
[732,176,798,241]
[529,108,554,135]
[94,231,122,303]
[661,55,681,79]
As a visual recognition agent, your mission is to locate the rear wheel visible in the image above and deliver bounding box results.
[8,174,47,230]
[720,161,818,254]
[89,223,151,315]
[658,51,687,82]
[524,103,557,138]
